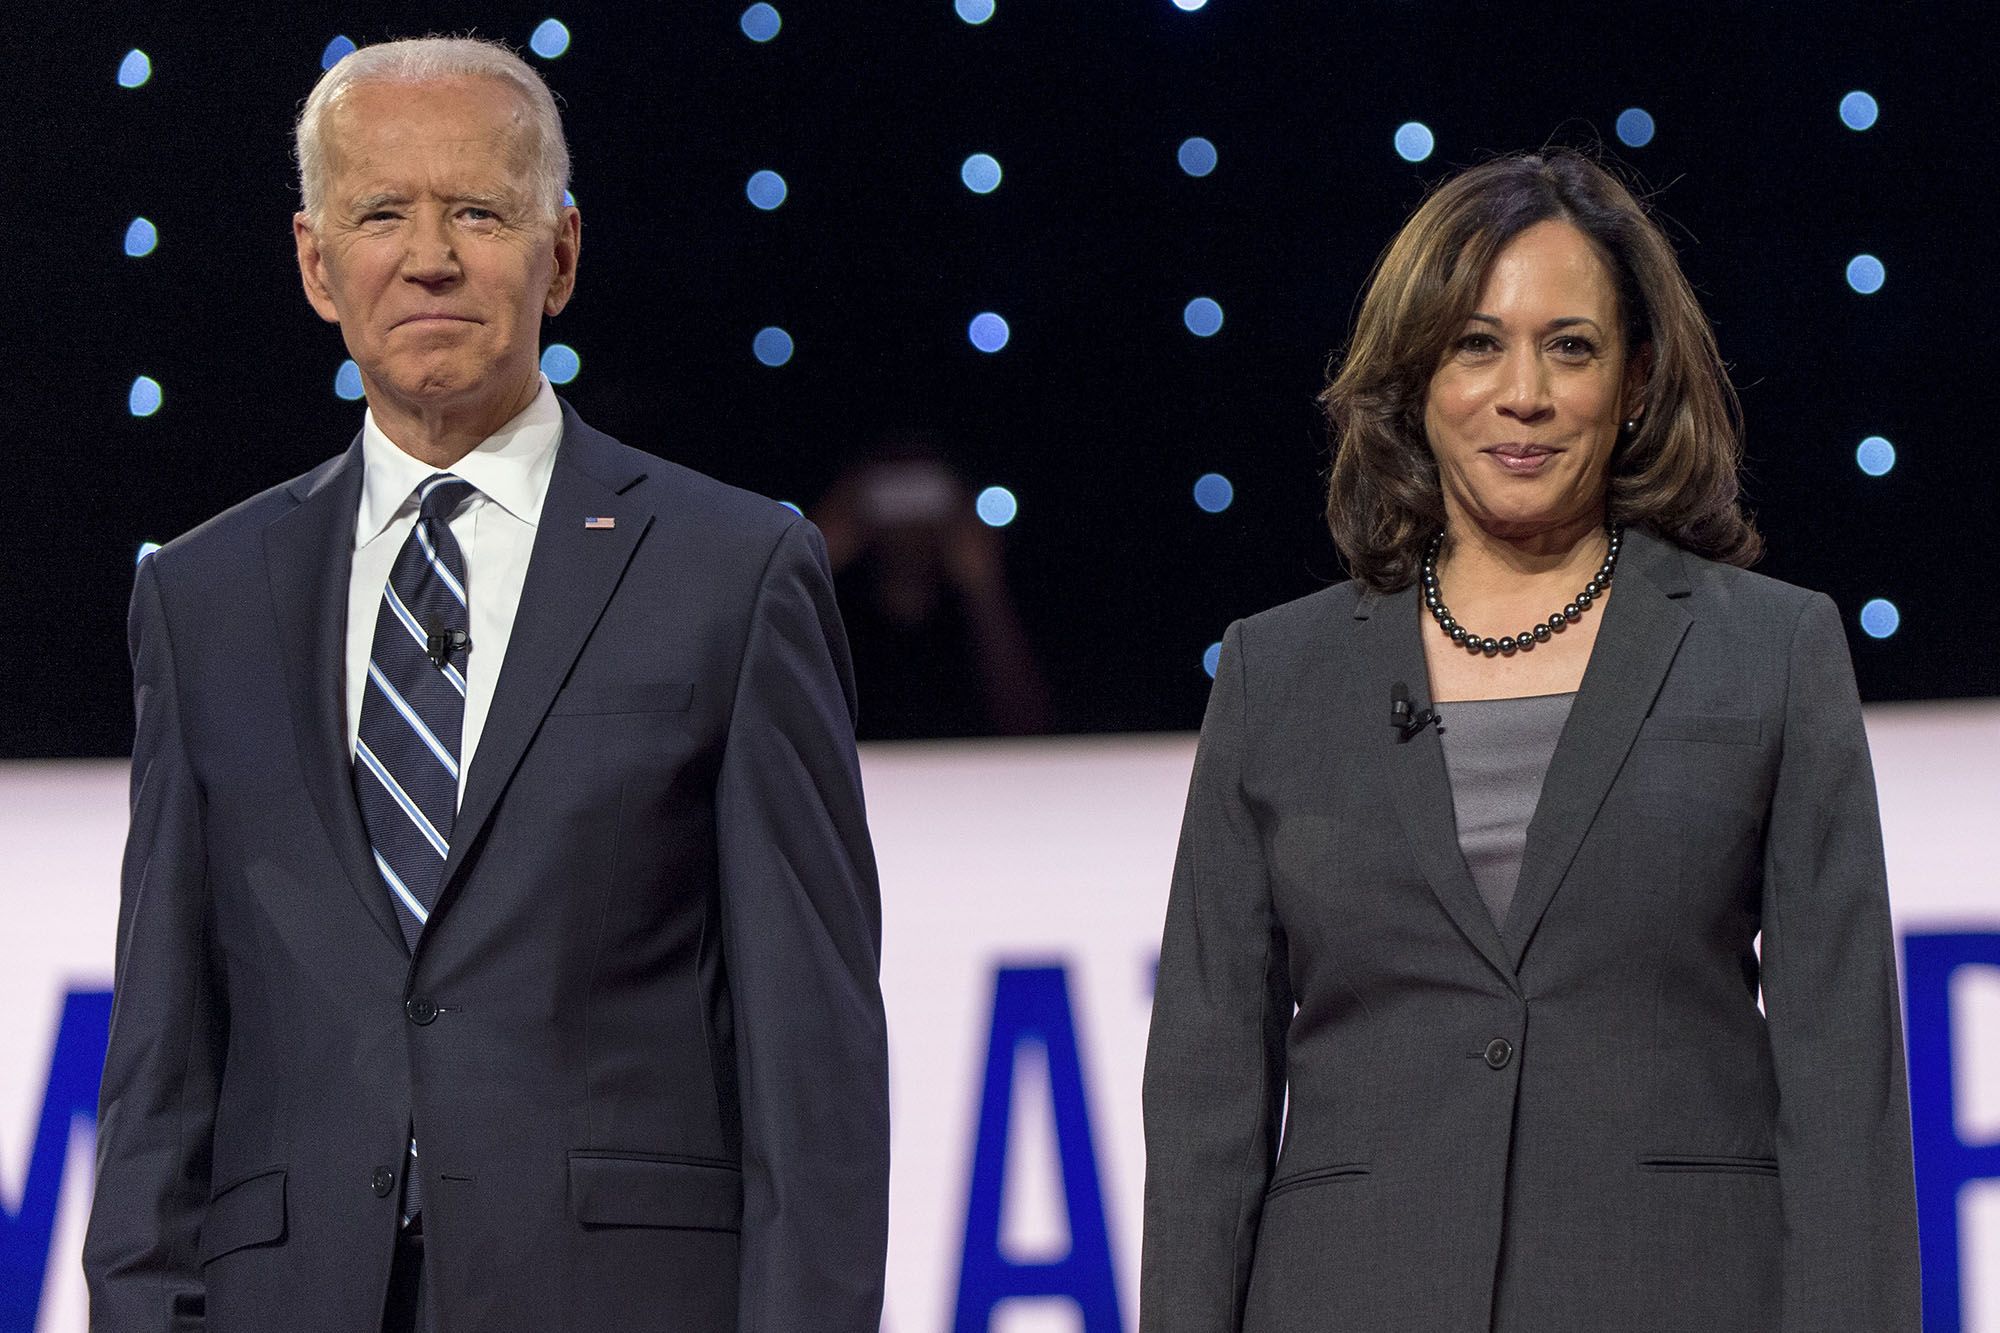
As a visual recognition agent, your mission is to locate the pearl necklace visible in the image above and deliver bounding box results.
[1421,525,1622,657]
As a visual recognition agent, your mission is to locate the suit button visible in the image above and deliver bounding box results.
[1484,1038,1514,1069]
[405,997,439,1025]
[372,1167,396,1197]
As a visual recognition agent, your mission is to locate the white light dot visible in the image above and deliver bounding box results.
[1846,254,1885,294]
[1202,642,1222,678]
[740,3,782,40]
[529,18,571,59]
[975,486,1018,527]
[136,541,162,565]
[968,311,1010,353]
[746,169,789,210]
[334,360,365,400]
[124,217,158,257]
[1859,599,1900,639]
[1840,90,1879,131]
[1855,435,1896,477]
[960,153,1003,194]
[541,343,581,384]
[1394,121,1434,163]
[1615,107,1656,148]
[1177,136,1218,177]
[1193,473,1234,513]
[128,376,162,417]
[955,0,996,23]
[753,326,794,366]
[1172,0,1209,10]
[1183,297,1224,337]
[321,35,356,70]
[118,49,151,89]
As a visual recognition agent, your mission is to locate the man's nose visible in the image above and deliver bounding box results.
[399,209,461,284]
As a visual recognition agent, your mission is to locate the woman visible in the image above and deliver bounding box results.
[1140,151,1920,1333]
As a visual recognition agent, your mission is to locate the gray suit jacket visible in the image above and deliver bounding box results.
[84,406,889,1332]
[1141,528,1920,1333]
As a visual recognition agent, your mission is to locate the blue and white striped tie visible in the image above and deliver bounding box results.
[354,473,475,1225]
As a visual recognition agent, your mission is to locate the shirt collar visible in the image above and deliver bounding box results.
[355,375,564,548]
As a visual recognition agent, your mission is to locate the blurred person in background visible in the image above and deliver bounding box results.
[1142,150,1919,1332]
[814,432,1051,739]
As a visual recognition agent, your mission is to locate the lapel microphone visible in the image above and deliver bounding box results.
[426,628,471,669]
[1390,681,1442,741]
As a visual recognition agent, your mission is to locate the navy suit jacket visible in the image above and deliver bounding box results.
[84,405,890,1332]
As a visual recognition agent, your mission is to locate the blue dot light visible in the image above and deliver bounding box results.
[128,376,162,417]
[1859,599,1900,639]
[563,189,576,207]
[746,170,788,210]
[334,360,365,400]
[1855,435,1896,477]
[1172,0,1210,10]
[740,3,782,41]
[541,343,581,384]
[753,326,794,366]
[960,153,1003,194]
[955,0,996,23]
[1615,107,1656,148]
[1177,136,1218,177]
[1394,121,1434,163]
[1846,254,1885,295]
[1202,642,1223,678]
[779,500,802,515]
[1840,91,1879,131]
[529,19,570,58]
[321,35,356,70]
[1193,473,1234,514]
[968,312,1010,353]
[1183,297,1224,338]
[117,49,152,89]
[136,541,162,565]
[975,486,1018,528]
[123,217,158,258]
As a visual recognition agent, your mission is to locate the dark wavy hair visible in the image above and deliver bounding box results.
[1319,149,1761,591]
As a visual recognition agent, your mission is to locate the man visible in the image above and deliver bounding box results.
[82,37,889,1333]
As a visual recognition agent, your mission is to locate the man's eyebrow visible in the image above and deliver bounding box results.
[350,192,410,213]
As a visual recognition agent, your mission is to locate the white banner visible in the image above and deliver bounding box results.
[4,704,1997,1331]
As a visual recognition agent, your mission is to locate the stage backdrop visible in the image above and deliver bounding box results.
[5,705,1998,1332]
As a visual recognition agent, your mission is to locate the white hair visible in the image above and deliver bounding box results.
[295,36,570,225]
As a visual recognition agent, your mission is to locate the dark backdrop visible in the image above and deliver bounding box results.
[5,2,1991,756]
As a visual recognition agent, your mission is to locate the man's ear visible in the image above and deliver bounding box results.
[294,212,342,325]
[544,205,581,317]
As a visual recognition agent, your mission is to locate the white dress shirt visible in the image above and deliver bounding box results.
[343,376,563,803]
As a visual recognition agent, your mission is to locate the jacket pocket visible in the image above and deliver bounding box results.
[198,1166,287,1264]
[1265,1162,1371,1200]
[1637,713,1760,746]
[548,681,696,716]
[1638,1154,1779,1176]
[567,1151,743,1231]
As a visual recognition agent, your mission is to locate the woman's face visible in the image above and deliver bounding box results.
[1423,219,1647,543]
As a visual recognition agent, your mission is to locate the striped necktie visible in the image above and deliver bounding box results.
[354,474,475,1226]
[355,473,476,950]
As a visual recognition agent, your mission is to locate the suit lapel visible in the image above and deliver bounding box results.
[1503,529,1692,968]
[263,441,409,953]
[432,406,652,917]
[1355,586,1519,992]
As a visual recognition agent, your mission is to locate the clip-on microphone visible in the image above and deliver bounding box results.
[1390,682,1442,741]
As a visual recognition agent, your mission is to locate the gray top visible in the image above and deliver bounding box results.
[1437,692,1577,928]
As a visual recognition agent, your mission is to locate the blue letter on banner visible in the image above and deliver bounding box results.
[953,964,1124,1331]
[1904,932,2000,1333]
[1,988,112,1332]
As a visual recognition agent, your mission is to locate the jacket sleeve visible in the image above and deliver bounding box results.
[714,518,890,1332]
[1758,591,1922,1331]
[1141,619,1290,1333]
[83,553,225,1332]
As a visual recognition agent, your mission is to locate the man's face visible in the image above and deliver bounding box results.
[294,77,579,429]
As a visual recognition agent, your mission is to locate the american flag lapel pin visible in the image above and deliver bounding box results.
[583,516,617,530]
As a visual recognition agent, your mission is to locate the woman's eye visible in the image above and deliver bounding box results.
[1457,333,1498,354]
[1551,336,1596,358]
